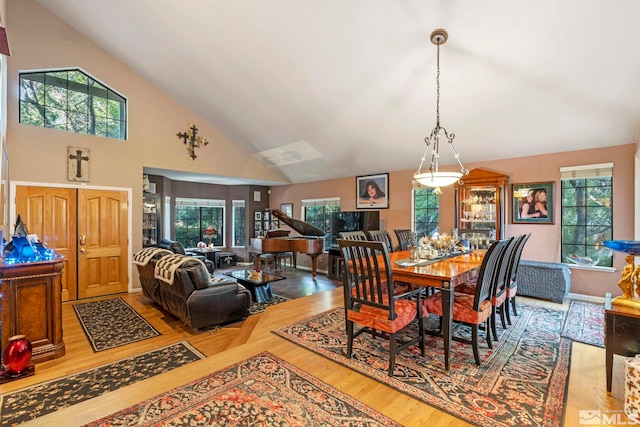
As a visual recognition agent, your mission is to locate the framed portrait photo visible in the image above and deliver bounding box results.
[356,173,389,209]
[512,182,555,224]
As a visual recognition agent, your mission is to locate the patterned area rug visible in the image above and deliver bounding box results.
[274,305,571,427]
[73,297,161,352]
[82,351,401,426]
[561,300,605,347]
[249,294,290,315]
[0,341,205,427]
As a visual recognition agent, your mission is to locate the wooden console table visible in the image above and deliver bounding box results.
[0,257,65,363]
[605,303,640,392]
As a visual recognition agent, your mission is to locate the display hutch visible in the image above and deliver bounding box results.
[254,209,280,237]
[455,168,509,240]
[143,192,160,247]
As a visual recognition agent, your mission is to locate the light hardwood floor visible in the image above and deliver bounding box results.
[1,287,629,426]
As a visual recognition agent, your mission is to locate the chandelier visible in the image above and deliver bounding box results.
[414,29,468,188]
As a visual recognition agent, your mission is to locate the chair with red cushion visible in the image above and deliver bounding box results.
[456,236,519,341]
[504,233,531,324]
[367,229,395,252]
[338,238,425,376]
[422,238,510,365]
[394,228,414,251]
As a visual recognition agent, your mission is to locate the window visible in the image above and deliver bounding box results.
[175,198,225,248]
[413,187,439,238]
[232,200,246,247]
[561,163,613,267]
[302,197,340,250]
[19,69,127,140]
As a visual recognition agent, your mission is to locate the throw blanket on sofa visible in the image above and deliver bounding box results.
[132,247,172,266]
[154,253,204,285]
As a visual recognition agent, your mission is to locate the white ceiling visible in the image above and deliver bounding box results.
[36,0,640,185]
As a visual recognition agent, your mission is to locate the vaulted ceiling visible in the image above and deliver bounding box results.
[36,0,640,184]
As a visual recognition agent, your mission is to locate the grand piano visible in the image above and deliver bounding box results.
[250,209,326,276]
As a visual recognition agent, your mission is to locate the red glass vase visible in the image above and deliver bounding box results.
[2,335,32,375]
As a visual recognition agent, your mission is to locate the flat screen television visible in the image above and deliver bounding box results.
[327,210,380,248]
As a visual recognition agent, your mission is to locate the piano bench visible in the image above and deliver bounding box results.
[276,252,294,271]
[259,253,277,272]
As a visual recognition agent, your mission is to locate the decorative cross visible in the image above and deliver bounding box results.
[177,122,209,160]
[68,149,89,178]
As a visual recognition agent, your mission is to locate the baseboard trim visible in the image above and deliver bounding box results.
[567,292,606,304]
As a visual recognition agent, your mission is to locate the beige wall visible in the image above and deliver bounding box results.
[270,144,636,298]
[4,0,289,288]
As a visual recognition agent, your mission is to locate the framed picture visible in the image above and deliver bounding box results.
[280,203,293,217]
[356,173,389,209]
[512,182,555,224]
[254,211,262,220]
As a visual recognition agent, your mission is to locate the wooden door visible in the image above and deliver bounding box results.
[77,189,128,299]
[15,186,77,301]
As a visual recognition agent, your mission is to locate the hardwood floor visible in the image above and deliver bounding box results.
[1,268,630,426]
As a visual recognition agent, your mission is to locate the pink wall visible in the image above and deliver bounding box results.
[270,144,635,298]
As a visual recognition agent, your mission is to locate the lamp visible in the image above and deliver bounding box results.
[414,29,468,189]
[176,122,209,161]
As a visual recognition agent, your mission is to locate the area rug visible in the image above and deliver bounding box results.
[274,305,571,427]
[0,341,205,427]
[249,294,290,315]
[73,297,161,352]
[561,300,605,347]
[82,351,401,426]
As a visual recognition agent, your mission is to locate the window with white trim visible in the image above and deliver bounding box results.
[232,200,246,247]
[413,187,439,239]
[175,198,225,248]
[560,163,613,267]
[302,197,340,250]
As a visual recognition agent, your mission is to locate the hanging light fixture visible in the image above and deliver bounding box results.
[414,29,468,188]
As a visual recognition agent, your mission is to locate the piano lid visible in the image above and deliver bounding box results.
[267,208,326,238]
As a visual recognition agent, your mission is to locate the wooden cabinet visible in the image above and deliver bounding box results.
[0,258,65,363]
[254,209,279,237]
[143,192,160,246]
[455,168,509,240]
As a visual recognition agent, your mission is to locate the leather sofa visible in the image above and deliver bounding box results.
[134,249,251,329]
[156,238,215,273]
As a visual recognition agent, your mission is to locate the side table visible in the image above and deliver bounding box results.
[605,304,640,392]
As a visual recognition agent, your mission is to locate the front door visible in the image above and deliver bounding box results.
[15,185,128,301]
[77,189,128,299]
[15,186,78,301]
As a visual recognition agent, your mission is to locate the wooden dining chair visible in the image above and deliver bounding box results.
[504,233,531,324]
[456,237,516,342]
[394,229,414,251]
[338,238,425,376]
[422,238,510,365]
[367,230,395,252]
[339,230,369,241]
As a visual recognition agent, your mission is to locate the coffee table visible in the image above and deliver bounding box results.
[224,270,285,303]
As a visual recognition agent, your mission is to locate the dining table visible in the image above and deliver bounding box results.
[383,249,486,370]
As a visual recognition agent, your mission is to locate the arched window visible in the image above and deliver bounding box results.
[19,69,127,140]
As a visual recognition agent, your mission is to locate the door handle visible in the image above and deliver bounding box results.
[79,235,86,245]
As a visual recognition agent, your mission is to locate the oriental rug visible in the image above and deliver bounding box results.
[274,305,571,427]
[73,297,161,352]
[561,299,605,348]
[82,351,401,427]
[0,341,205,427]
[249,294,290,315]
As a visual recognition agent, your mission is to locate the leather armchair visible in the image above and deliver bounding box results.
[157,238,215,273]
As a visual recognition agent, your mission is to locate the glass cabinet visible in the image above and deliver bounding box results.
[143,192,160,247]
[455,168,509,241]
